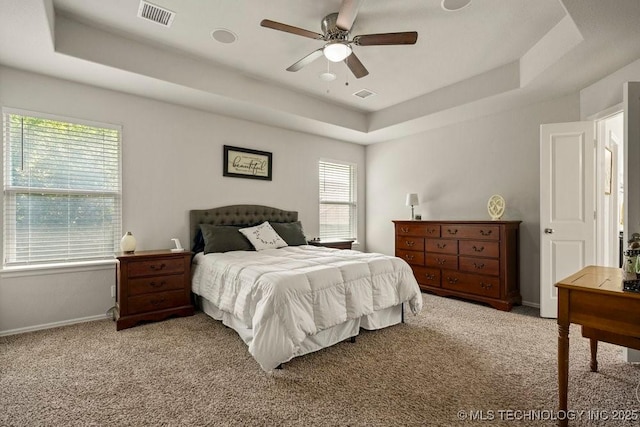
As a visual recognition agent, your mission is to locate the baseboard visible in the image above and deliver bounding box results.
[0,313,111,337]
[521,300,540,309]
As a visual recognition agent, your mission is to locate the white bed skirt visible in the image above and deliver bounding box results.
[198,296,403,365]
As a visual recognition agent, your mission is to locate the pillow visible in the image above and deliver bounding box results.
[200,224,254,254]
[239,221,288,251]
[271,221,307,246]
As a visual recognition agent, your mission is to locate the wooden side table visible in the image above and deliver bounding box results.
[116,249,194,330]
[308,239,355,250]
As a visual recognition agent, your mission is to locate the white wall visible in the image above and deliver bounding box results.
[0,66,365,334]
[365,94,580,306]
[581,57,640,119]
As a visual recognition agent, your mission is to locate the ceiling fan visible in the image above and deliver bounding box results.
[260,0,418,79]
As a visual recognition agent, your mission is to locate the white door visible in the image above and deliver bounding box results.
[540,122,596,318]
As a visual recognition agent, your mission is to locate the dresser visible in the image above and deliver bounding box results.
[393,220,521,311]
[116,250,194,330]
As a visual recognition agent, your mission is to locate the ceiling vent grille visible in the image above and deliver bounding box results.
[353,89,376,99]
[137,1,175,27]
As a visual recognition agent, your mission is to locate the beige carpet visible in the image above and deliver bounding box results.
[1,293,639,426]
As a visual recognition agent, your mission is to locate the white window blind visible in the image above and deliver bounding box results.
[319,160,357,240]
[3,110,122,266]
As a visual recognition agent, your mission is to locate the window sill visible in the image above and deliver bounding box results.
[1,259,117,278]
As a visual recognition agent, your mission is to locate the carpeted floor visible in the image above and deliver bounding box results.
[1,293,639,426]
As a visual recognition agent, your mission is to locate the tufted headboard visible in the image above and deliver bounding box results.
[189,205,298,248]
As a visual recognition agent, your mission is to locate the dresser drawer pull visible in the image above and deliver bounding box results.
[446,229,458,235]
[436,243,447,249]
[425,273,436,280]
[480,230,493,236]
[405,240,415,247]
[405,254,415,261]
[400,227,409,233]
[473,262,485,269]
[150,263,166,271]
[480,282,493,289]
[447,277,459,284]
[472,245,485,253]
[437,258,447,265]
[149,281,166,288]
[150,298,167,306]
[427,229,436,234]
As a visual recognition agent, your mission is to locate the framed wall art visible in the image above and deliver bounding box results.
[604,147,612,195]
[223,145,272,181]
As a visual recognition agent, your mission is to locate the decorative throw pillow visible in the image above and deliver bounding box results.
[200,224,254,253]
[239,221,288,251]
[270,221,307,246]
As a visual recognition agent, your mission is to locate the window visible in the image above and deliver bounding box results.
[3,109,121,266]
[319,160,357,240]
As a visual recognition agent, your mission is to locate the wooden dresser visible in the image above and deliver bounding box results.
[393,220,521,311]
[116,250,194,330]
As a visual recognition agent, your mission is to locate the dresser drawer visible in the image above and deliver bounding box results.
[459,257,499,276]
[396,250,425,266]
[426,239,457,254]
[459,240,500,258]
[426,253,458,270]
[396,237,425,251]
[127,290,187,315]
[441,271,500,298]
[127,257,185,278]
[412,266,441,287]
[128,274,186,296]
[396,223,429,236]
[441,225,500,240]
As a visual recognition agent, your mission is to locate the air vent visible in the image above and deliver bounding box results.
[137,1,175,27]
[353,89,376,99]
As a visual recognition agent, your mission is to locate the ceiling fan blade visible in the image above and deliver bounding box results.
[344,52,369,79]
[354,31,418,46]
[260,19,324,40]
[286,49,325,72]
[336,0,364,31]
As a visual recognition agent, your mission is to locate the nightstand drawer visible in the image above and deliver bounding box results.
[127,257,185,278]
[128,274,185,296]
[127,290,186,315]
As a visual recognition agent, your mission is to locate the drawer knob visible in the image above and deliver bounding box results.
[425,273,436,280]
[400,227,409,233]
[428,229,435,234]
[480,282,493,289]
[405,254,414,261]
[405,240,415,247]
[437,258,446,265]
[480,230,492,236]
[472,245,485,252]
[447,277,459,284]
[437,243,447,249]
[473,262,485,269]
[150,298,167,306]
[149,281,166,288]
[447,229,458,235]
[150,263,166,271]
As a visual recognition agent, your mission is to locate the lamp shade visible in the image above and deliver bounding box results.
[406,193,419,206]
[323,42,352,62]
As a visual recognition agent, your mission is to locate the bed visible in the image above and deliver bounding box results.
[189,205,422,371]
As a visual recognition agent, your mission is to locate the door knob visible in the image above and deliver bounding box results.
[544,228,554,234]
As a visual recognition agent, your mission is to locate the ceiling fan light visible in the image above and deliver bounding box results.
[323,42,352,62]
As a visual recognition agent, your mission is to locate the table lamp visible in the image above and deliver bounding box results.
[406,193,419,220]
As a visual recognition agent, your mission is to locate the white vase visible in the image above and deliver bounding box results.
[120,231,136,253]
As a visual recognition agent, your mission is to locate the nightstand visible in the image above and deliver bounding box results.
[308,239,355,250]
[116,250,194,330]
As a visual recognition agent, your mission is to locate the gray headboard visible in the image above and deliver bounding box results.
[189,205,298,248]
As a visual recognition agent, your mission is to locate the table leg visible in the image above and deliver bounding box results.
[589,338,598,372]
[558,323,570,427]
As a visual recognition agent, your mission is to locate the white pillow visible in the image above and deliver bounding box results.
[239,221,288,251]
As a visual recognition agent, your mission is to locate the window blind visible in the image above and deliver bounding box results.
[3,110,122,266]
[319,160,357,240]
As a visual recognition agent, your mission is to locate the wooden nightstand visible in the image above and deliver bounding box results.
[308,239,355,250]
[116,250,194,330]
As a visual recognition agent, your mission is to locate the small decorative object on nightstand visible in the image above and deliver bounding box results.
[406,193,419,220]
[120,231,136,253]
[115,249,194,330]
[487,195,506,220]
[308,239,355,250]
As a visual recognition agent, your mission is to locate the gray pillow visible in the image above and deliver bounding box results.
[271,221,307,246]
[200,224,254,253]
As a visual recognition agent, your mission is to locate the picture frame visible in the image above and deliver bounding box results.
[604,147,612,195]
[223,145,272,181]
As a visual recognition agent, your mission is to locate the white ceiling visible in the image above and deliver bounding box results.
[1,0,640,144]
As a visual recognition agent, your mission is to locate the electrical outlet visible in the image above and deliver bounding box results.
[111,285,116,298]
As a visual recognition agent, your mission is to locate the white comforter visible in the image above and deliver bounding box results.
[192,245,422,371]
